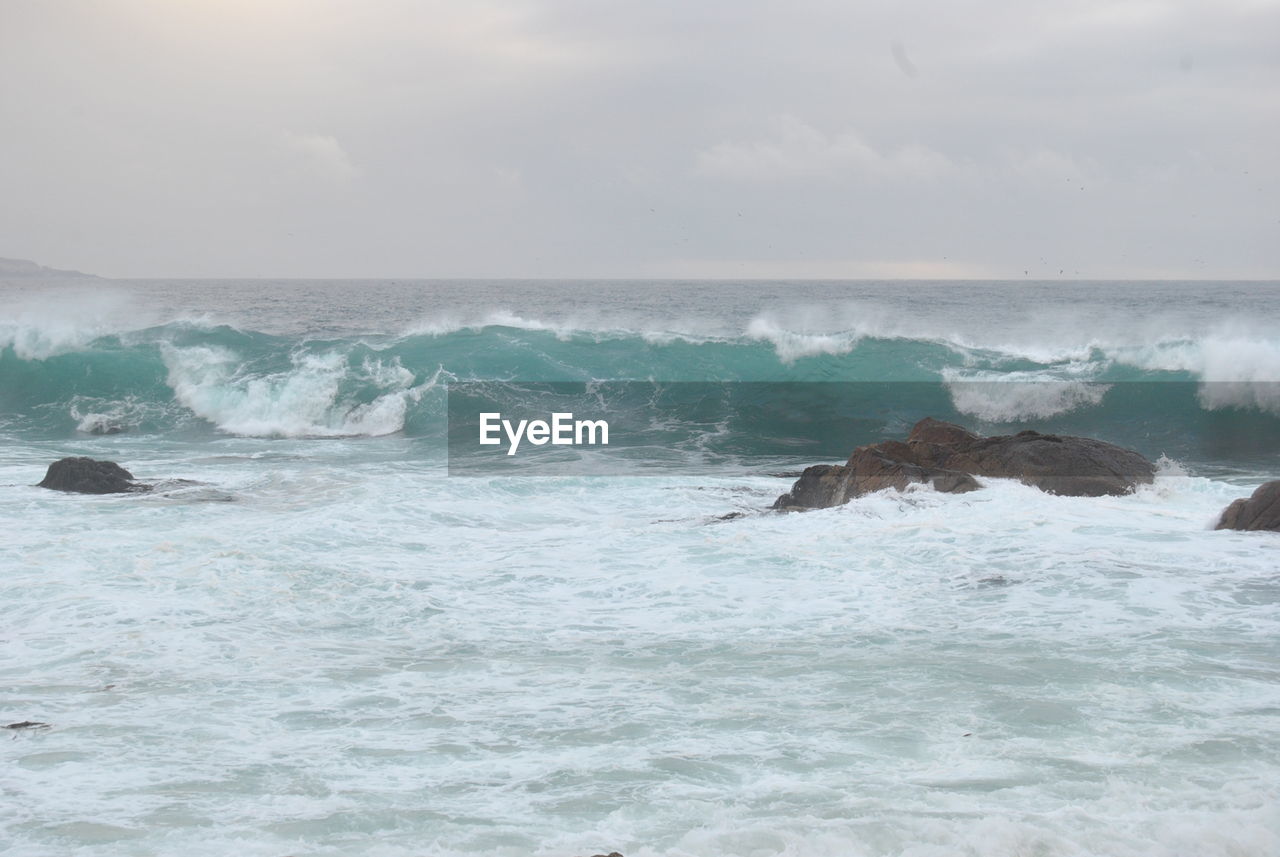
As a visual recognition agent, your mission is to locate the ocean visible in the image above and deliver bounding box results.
[2,279,1278,857]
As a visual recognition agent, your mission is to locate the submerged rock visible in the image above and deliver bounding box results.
[37,457,150,494]
[1215,481,1280,532]
[80,418,128,435]
[774,417,1155,510]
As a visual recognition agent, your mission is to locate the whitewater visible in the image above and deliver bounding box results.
[2,278,1279,857]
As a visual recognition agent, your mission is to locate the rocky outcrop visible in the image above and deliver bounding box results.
[904,418,1157,498]
[774,445,980,510]
[774,417,1156,510]
[1215,481,1280,532]
[37,457,150,494]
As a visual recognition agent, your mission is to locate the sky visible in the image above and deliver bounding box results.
[1,0,1277,279]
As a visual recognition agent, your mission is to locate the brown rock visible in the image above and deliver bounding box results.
[907,417,980,447]
[774,417,1155,510]
[37,457,149,494]
[1215,481,1280,532]
[919,425,1156,498]
[773,442,980,510]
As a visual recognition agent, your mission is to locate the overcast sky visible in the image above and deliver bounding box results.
[1,0,1276,279]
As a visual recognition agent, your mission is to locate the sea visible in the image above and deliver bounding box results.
[2,278,1278,857]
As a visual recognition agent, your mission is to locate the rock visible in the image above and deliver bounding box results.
[1215,481,1280,532]
[907,418,1157,498]
[79,417,128,435]
[773,451,980,510]
[4,721,50,730]
[37,457,150,494]
[774,417,1155,510]
[906,417,979,446]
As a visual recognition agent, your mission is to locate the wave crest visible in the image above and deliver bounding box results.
[161,345,436,437]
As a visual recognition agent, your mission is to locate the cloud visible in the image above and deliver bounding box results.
[696,116,954,182]
[283,133,360,184]
[1,0,1275,277]
[1008,147,1103,190]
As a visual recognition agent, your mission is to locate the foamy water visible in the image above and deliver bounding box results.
[3,280,1279,856]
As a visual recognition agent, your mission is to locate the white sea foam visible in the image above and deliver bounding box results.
[942,368,1112,421]
[161,345,436,437]
[1120,329,1280,412]
[67,396,172,434]
[5,280,1280,856]
[743,316,864,362]
[3,457,1277,856]
[0,287,156,359]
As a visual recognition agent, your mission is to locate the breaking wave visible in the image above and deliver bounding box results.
[2,316,1279,462]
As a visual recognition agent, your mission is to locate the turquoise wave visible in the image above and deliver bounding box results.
[2,323,1278,465]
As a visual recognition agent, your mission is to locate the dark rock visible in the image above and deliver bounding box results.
[773,452,980,510]
[905,418,1156,498]
[81,419,128,435]
[1215,481,1280,532]
[774,417,1155,510]
[4,721,50,730]
[37,457,150,494]
[907,417,980,447]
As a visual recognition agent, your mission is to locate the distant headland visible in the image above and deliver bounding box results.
[0,256,100,278]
